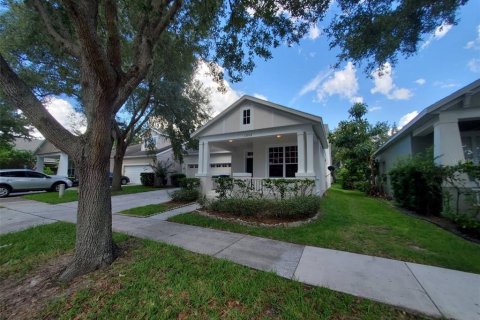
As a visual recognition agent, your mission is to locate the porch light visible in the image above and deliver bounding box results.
[276,134,282,138]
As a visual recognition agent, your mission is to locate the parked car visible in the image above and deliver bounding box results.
[108,172,130,185]
[0,169,73,197]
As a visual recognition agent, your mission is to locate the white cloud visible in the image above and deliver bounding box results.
[370,63,413,100]
[398,111,419,129]
[415,78,426,85]
[434,23,453,38]
[253,93,268,100]
[32,97,86,138]
[351,96,364,103]
[307,24,321,40]
[433,80,458,89]
[421,22,453,49]
[316,62,361,103]
[464,25,480,50]
[369,106,382,112]
[194,61,241,116]
[298,69,333,97]
[467,58,480,73]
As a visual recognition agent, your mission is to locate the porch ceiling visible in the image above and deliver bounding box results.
[210,132,297,151]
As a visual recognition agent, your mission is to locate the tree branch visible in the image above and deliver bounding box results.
[115,0,183,112]
[60,0,116,86]
[104,0,122,71]
[153,0,183,36]
[0,54,80,157]
[32,0,81,57]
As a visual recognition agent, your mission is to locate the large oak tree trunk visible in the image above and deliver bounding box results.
[60,70,117,280]
[60,149,114,281]
[111,140,127,192]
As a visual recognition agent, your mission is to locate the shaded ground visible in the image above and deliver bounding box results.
[0,223,424,319]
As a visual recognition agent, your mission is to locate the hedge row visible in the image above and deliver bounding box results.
[208,195,321,218]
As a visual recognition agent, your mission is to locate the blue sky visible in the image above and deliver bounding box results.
[215,0,480,130]
[35,1,480,135]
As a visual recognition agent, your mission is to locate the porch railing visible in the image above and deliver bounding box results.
[211,177,316,198]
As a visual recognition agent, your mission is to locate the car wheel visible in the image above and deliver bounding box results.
[121,178,127,185]
[52,182,67,192]
[0,185,11,198]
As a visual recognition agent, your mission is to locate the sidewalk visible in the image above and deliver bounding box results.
[1,196,479,320]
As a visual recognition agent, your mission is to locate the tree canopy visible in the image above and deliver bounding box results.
[0,0,469,281]
[329,103,390,192]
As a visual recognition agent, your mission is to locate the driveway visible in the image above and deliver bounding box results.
[0,189,174,234]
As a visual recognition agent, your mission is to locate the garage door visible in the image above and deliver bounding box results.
[123,165,153,184]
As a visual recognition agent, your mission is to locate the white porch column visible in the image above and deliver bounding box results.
[57,153,69,176]
[296,132,306,175]
[433,117,464,165]
[35,156,44,173]
[203,141,210,175]
[306,132,314,174]
[197,141,204,175]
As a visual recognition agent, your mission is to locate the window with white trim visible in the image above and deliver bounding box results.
[268,146,298,177]
[459,120,480,165]
[461,135,480,164]
[242,109,251,125]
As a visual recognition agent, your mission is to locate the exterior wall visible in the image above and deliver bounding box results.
[412,133,433,155]
[200,101,315,137]
[377,134,413,195]
[140,131,171,151]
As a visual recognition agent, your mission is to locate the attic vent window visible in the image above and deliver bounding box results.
[243,109,251,125]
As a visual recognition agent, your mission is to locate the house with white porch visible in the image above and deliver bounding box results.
[190,95,332,196]
[375,79,480,209]
[35,140,73,177]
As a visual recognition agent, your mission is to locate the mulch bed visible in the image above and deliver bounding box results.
[196,209,320,227]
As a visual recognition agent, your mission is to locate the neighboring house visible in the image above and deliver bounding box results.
[34,140,73,177]
[375,79,480,203]
[190,95,332,196]
[110,129,182,184]
[183,146,231,178]
[13,137,43,153]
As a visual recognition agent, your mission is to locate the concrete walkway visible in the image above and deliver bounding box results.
[1,195,479,320]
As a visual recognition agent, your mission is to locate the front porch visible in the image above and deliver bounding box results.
[195,125,331,197]
[35,152,74,177]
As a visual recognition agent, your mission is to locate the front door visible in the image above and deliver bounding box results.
[246,152,253,175]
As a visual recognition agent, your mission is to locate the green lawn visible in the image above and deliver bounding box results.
[170,187,480,274]
[119,201,186,217]
[1,223,423,319]
[0,222,129,279]
[22,185,166,204]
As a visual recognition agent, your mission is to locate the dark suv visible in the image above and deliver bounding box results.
[108,173,130,185]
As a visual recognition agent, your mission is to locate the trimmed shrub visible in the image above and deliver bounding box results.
[170,189,199,202]
[179,177,200,190]
[214,177,315,200]
[389,150,443,216]
[140,172,155,186]
[208,195,321,219]
[170,173,186,187]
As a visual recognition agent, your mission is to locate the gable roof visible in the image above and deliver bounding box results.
[14,138,44,153]
[374,79,480,156]
[192,95,323,138]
